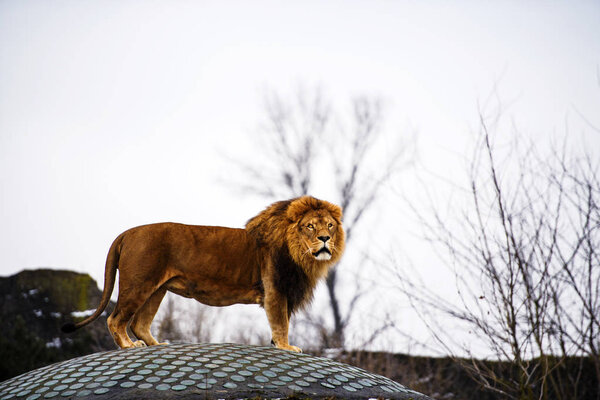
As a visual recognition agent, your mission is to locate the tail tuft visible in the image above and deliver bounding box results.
[61,322,77,333]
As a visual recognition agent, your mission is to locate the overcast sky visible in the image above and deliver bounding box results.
[1,1,599,352]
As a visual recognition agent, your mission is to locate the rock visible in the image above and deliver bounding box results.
[0,269,116,380]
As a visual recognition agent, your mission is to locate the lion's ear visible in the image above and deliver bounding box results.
[286,196,316,222]
[327,202,343,224]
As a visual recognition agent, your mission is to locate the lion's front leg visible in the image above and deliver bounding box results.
[263,287,301,353]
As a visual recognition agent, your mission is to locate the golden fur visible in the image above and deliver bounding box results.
[62,196,345,352]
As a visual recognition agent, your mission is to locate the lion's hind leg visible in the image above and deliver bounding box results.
[107,302,143,349]
[108,283,164,349]
[130,287,167,346]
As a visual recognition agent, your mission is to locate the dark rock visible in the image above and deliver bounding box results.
[0,269,116,380]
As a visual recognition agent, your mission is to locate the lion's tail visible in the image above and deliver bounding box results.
[61,232,124,333]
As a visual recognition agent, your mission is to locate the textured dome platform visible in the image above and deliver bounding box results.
[0,343,431,399]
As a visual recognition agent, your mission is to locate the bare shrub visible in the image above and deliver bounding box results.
[396,110,600,399]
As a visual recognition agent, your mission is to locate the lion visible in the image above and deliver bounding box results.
[62,196,345,352]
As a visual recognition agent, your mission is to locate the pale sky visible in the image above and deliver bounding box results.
[1,1,599,353]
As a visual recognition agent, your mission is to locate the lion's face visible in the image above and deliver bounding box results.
[246,195,345,271]
[298,210,340,261]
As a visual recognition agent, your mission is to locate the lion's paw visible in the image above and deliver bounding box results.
[277,344,302,353]
[132,340,147,348]
[289,345,302,353]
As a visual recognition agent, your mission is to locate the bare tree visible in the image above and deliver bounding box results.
[187,303,217,344]
[396,111,600,399]
[232,86,410,349]
[156,294,185,343]
[234,87,329,199]
[323,96,406,348]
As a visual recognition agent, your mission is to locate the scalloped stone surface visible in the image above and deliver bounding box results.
[0,343,431,399]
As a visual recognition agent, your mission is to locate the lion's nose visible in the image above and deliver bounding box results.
[318,235,330,243]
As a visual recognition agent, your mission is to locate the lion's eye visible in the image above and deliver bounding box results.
[307,224,314,230]
[328,223,333,229]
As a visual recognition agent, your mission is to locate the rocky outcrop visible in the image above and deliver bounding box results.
[0,269,116,380]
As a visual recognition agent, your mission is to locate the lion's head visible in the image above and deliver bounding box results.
[246,196,345,275]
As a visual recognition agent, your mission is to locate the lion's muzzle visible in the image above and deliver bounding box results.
[313,245,332,261]
[318,235,330,243]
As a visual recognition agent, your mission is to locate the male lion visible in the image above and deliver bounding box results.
[62,196,345,352]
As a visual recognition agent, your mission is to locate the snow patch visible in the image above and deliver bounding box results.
[33,309,42,317]
[22,289,39,298]
[46,338,62,348]
[323,348,343,359]
[70,309,96,318]
[50,312,62,318]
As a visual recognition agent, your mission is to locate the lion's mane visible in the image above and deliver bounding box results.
[246,196,345,313]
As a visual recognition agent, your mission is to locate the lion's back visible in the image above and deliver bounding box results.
[118,222,257,270]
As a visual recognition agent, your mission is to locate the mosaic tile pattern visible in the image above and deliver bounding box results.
[0,343,431,399]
